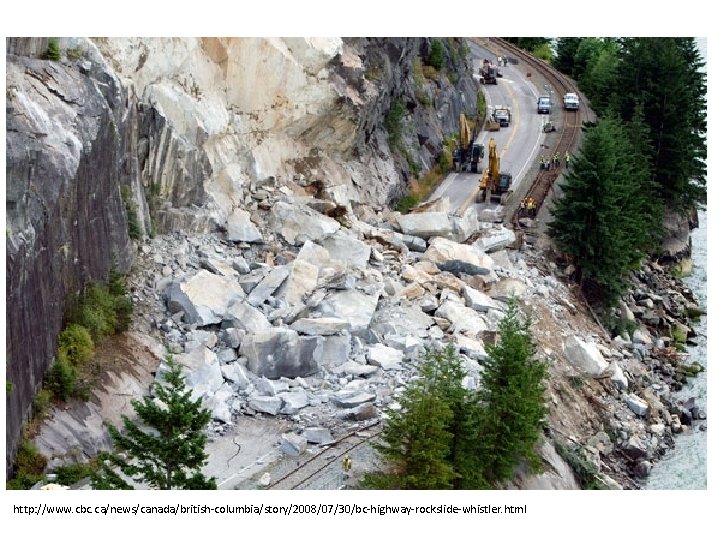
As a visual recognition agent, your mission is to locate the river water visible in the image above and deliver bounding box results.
[643,37,707,490]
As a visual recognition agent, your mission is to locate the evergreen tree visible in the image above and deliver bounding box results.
[362,346,468,490]
[472,300,547,487]
[548,116,653,306]
[553,37,583,77]
[92,358,216,490]
[615,38,706,209]
[579,40,619,115]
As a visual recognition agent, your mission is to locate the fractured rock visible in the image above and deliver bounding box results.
[422,237,493,277]
[564,336,609,377]
[435,301,487,336]
[291,317,351,336]
[304,427,334,445]
[242,328,323,379]
[271,201,340,246]
[223,300,272,333]
[366,344,404,370]
[247,265,290,307]
[397,212,452,239]
[165,270,245,325]
[275,259,319,306]
[318,290,379,333]
[280,432,307,456]
[227,208,263,243]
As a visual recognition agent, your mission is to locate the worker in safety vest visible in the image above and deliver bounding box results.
[565,151,571,167]
[342,455,352,473]
[528,198,536,217]
[539,156,546,170]
[520,197,527,216]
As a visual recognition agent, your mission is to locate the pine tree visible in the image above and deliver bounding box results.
[553,37,583,77]
[615,38,706,209]
[362,346,467,490]
[473,299,547,487]
[92,358,216,490]
[548,116,654,307]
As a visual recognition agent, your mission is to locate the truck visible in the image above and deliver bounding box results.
[563,92,580,110]
[479,138,513,204]
[479,59,498,85]
[537,96,551,114]
[492,105,512,127]
[453,113,484,173]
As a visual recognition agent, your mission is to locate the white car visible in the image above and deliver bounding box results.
[563,92,580,110]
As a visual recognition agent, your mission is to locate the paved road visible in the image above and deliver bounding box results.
[432,40,548,214]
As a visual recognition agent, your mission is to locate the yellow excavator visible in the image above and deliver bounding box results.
[452,113,484,173]
[478,138,513,204]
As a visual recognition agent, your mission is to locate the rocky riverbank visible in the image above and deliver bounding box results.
[33,172,705,489]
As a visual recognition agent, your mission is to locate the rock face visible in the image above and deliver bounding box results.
[6,42,133,467]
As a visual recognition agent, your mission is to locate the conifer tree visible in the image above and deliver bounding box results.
[362,346,467,490]
[92,358,216,490]
[473,299,547,487]
[615,38,706,209]
[548,116,653,307]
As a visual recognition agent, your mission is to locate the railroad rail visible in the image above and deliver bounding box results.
[488,38,594,228]
[265,421,382,490]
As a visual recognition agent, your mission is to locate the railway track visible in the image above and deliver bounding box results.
[265,421,382,490]
[488,38,594,228]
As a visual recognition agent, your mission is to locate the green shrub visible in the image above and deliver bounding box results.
[8,440,48,489]
[78,283,117,340]
[384,99,406,152]
[554,442,606,489]
[32,388,53,418]
[46,358,77,402]
[46,38,61,61]
[6,381,12,395]
[55,462,96,486]
[121,185,142,240]
[395,195,419,214]
[428,40,445,70]
[58,324,94,366]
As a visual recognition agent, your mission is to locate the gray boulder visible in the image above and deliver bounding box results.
[463,286,500,312]
[221,362,252,391]
[321,230,371,270]
[278,390,310,414]
[472,225,515,253]
[275,260,319,306]
[564,336,609,377]
[247,266,290,307]
[422,237,493,277]
[165,270,246,326]
[227,208,263,243]
[625,394,649,417]
[318,290,380,333]
[436,301,487,336]
[370,304,433,339]
[366,344,404,370]
[223,300,272,333]
[174,347,224,401]
[271,202,340,246]
[336,402,377,421]
[304,427,334,445]
[248,395,283,416]
[242,328,323,379]
[318,334,352,368]
[330,390,376,409]
[280,432,307,456]
[397,212,453,239]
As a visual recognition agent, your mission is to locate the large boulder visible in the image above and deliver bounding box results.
[564,336,609,376]
[247,265,290,307]
[321,230,371,270]
[271,201,340,246]
[173,347,224,401]
[366,344,404,370]
[625,394,649,417]
[318,334,352,368]
[422,237,493,277]
[227,208,263,243]
[436,301,487,336]
[369,304,433,339]
[472,225,515,253]
[489,278,528,300]
[318,290,380,333]
[249,395,283,416]
[165,270,246,325]
[223,300,272,333]
[397,211,453,239]
[450,206,480,242]
[275,260,319,306]
[241,328,324,379]
[463,286,500,313]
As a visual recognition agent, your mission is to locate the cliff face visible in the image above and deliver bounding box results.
[5,36,477,470]
[5,38,134,467]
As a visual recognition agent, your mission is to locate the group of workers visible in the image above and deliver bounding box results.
[539,151,571,170]
[520,196,537,217]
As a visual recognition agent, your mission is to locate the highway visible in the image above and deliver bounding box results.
[432,40,548,215]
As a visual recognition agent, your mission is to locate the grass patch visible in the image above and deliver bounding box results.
[384,99,406,152]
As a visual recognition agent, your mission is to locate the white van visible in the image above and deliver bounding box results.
[537,96,551,114]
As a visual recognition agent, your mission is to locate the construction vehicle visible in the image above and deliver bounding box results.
[479,59,498,85]
[453,113,484,173]
[492,105,512,127]
[478,138,513,204]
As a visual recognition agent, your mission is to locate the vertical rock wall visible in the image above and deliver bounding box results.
[5,42,133,470]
